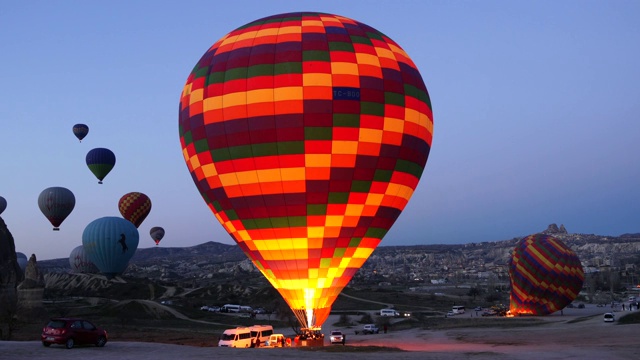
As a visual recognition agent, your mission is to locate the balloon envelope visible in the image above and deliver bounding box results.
[37,187,76,230]
[509,233,584,315]
[69,245,99,273]
[149,226,165,245]
[86,148,116,184]
[72,123,89,142]
[178,12,432,329]
[0,196,6,215]
[118,192,152,228]
[16,252,28,274]
[82,216,139,278]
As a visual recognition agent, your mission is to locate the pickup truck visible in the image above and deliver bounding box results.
[361,324,379,334]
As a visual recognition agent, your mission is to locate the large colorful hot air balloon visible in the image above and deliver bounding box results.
[37,187,76,230]
[86,147,116,184]
[118,192,152,228]
[149,226,165,245]
[178,12,432,329]
[72,124,89,142]
[82,216,139,278]
[69,245,99,273]
[0,196,6,215]
[509,233,584,316]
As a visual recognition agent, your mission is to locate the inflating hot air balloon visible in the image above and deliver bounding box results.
[509,233,584,316]
[72,124,89,142]
[178,12,433,330]
[0,196,6,215]
[149,226,165,245]
[82,216,139,278]
[86,147,116,184]
[69,245,99,273]
[118,192,152,228]
[37,187,76,230]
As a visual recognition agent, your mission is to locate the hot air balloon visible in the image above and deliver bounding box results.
[118,192,152,228]
[82,216,139,278]
[72,123,89,142]
[86,147,116,184]
[16,252,28,274]
[69,245,99,273]
[508,233,584,316]
[178,12,433,330]
[37,187,76,230]
[0,196,6,215]
[149,226,165,245]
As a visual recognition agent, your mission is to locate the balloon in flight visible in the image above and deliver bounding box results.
[508,233,584,316]
[178,12,433,329]
[82,216,139,278]
[0,196,6,215]
[69,245,99,273]
[86,147,116,184]
[118,192,152,228]
[16,252,28,274]
[72,124,89,142]
[149,226,165,245]
[37,186,76,230]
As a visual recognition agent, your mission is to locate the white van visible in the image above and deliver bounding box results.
[250,324,273,345]
[221,304,241,313]
[218,327,252,348]
[380,308,399,317]
[452,305,465,314]
[267,334,285,347]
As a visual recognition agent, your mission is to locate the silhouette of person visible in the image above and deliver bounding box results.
[118,233,128,253]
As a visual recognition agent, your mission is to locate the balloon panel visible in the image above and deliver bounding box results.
[37,187,76,230]
[118,192,152,228]
[179,12,432,328]
[509,234,584,315]
[82,216,139,277]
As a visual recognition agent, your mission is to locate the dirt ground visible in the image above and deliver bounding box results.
[2,305,640,359]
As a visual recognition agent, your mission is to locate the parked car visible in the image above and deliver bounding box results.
[603,313,615,322]
[41,318,108,349]
[208,306,220,312]
[446,311,455,317]
[474,306,483,311]
[329,330,345,345]
[362,324,379,334]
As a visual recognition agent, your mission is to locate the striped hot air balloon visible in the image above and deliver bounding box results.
[118,192,152,228]
[72,123,89,142]
[509,233,585,316]
[178,12,433,329]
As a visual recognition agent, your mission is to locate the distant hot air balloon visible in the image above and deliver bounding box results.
[149,226,165,245]
[0,196,6,215]
[509,233,584,316]
[118,192,152,228]
[37,187,76,230]
[86,147,116,184]
[72,123,89,142]
[69,245,99,273]
[16,252,28,274]
[82,216,139,278]
[178,12,433,330]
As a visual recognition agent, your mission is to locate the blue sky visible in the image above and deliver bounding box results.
[1,1,638,260]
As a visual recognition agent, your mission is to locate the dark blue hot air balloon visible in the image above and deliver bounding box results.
[82,217,139,278]
[72,124,89,142]
[86,148,116,184]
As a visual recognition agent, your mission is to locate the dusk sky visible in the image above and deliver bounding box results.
[1,1,638,260]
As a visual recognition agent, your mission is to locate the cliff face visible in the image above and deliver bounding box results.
[0,217,23,337]
[17,254,47,320]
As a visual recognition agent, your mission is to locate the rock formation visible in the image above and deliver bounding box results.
[543,223,568,234]
[0,217,23,338]
[17,254,47,320]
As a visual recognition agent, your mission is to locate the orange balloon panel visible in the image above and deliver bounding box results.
[179,12,433,328]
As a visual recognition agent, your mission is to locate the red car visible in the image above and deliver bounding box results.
[41,318,108,349]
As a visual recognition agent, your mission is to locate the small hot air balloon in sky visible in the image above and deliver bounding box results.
[72,123,89,142]
[178,12,433,329]
[69,245,99,273]
[149,226,165,245]
[118,192,152,228]
[37,186,75,230]
[16,252,28,274]
[82,216,139,278]
[0,196,6,215]
[86,147,116,184]
[509,233,584,316]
